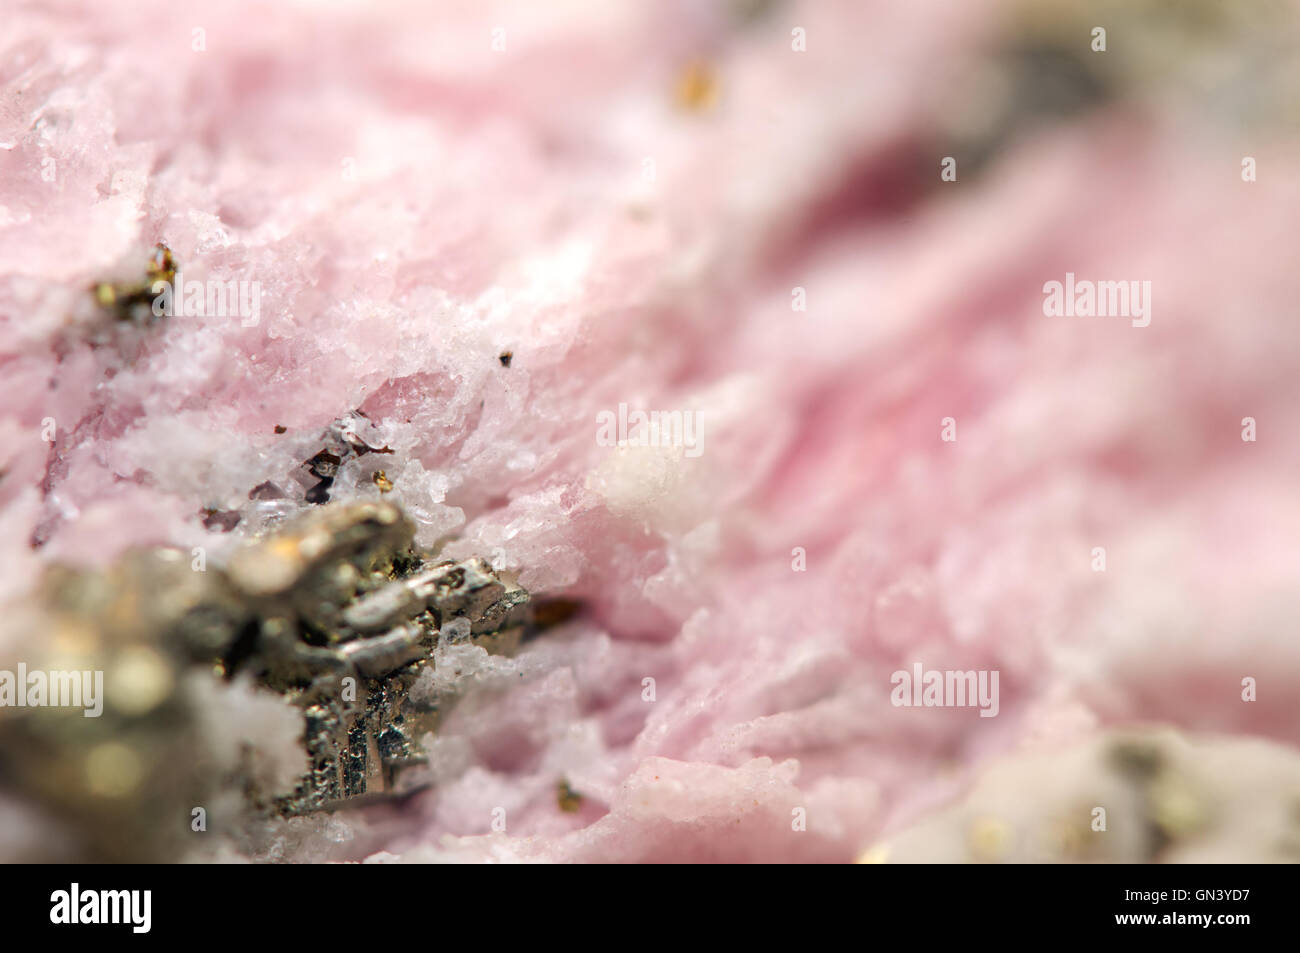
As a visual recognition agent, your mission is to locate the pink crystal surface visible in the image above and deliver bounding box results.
[2,0,1299,862]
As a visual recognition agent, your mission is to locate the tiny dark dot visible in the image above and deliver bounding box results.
[498,351,513,367]
[274,424,286,434]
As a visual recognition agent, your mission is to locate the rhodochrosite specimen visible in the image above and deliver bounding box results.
[1,0,1300,862]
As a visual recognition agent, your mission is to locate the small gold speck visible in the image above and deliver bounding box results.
[856,842,891,864]
[93,284,118,308]
[1150,777,1208,839]
[675,62,718,112]
[557,779,583,813]
[968,815,1013,861]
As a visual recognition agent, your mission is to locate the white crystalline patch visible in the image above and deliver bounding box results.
[516,239,594,304]
[188,673,306,797]
[409,641,523,708]
[586,443,687,520]
[186,210,234,250]
[440,617,472,643]
[866,732,1300,864]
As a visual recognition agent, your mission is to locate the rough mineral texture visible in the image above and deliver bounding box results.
[1,0,1299,862]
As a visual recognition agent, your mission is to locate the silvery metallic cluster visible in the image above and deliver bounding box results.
[2,501,530,859]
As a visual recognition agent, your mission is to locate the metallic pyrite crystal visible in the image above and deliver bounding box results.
[221,502,530,814]
[2,501,530,859]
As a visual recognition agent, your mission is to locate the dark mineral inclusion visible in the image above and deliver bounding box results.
[4,501,531,861]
